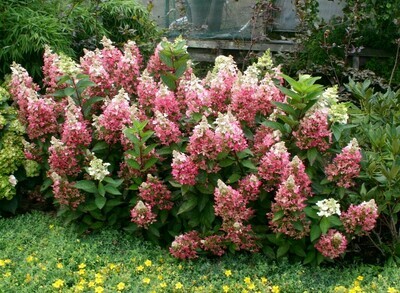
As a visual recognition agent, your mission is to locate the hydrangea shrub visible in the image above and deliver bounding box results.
[8,37,380,265]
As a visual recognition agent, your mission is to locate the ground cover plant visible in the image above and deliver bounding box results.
[3,36,398,267]
[0,211,399,292]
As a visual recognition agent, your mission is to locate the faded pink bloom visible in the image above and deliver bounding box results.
[49,172,84,209]
[282,156,313,198]
[258,141,290,190]
[186,116,223,171]
[214,111,248,152]
[137,70,159,111]
[252,125,281,157]
[151,111,182,145]
[153,84,181,122]
[48,138,81,177]
[177,74,211,117]
[170,231,201,260]
[94,88,137,144]
[255,73,285,116]
[171,151,199,185]
[238,174,262,202]
[130,200,157,229]
[293,110,332,152]
[201,235,226,256]
[26,96,59,140]
[223,222,259,252]
[214,180,254,223]
[42,45,64,92]
[325,138,362,188]
[61,98,92,147]
[340,199,379,235]
[315,229,347,259]
[138,174,173,210]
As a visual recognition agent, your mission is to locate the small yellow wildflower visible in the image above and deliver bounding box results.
[247,282,256,290]
[334,286,347,293]
[244,277,251,284]
[94,286,104,293]
[178,264,183,270]
[136,265,144,272]
[56,263,63,269]
[75,284,85,292]
[78,263,86,269]
[223,285,230,292]
[0,260,5,267]
[95,273,104,284]
[271,285,280,293]
[144,259,152,267]
[157,274,163,280]
[3,272,11,277]
[52,279,65,289]
[225,270,232,277]
[39,263,47,271]
[109,263,117,270]
[88,281,95,288]
[117,282,126,291]
[388,288,399,293]
[160,282,167,288]
[143,277,151,284]
[25,274,32,283]
[242,289,249,293]
[4,259,11,264]
[175,282,184,290]
[357,276,364,281]
[26,255,35,263]
[261,277,268,284]
[78,269,86,275]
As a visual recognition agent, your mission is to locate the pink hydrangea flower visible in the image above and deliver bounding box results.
[223,222,259,252]
[130,200,157,229]
[293,110,332,152]
[177,74,211,117]
[340,199,379,235]
[137,70,159,111]
[48,137,81,177]
[252,125,281,157]
[153,84,182,122]
[325,138,362,188]
[145,42,172,79]
[201,235,227,256]
[152,111,182,145]
[138,174,173,210]
[282,156,313,198]
[171,151,199,185]
[49,172,84,209]
[315,229,347,259]
[238,174,262,202]
[169,231,201,260]
[255,73,285,116]
[214,111,248,152]
[258,141,290,190]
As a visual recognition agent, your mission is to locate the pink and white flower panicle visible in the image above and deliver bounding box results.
[315,229,347,259]
[340,199,379,235]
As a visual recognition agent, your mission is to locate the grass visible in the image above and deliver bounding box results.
[0,212,399,292]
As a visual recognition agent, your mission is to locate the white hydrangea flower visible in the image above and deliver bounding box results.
[87,154,110,181]
[329,103,349,124]
[8,175,17,187]
[316,198,341,217]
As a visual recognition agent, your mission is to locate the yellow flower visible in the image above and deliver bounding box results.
[49,224,54,229]
[225,270,232,277]
[223,285,230,292]
[109,263,117,270]
[143,277,151,284]
[157,274,163,280]
[4,259,11,264]
[136,265,144,272]
[3,272,11,277]
[88,281,95,288]
[247,283,256,290]
[78,269,86,275]
[261,277,268,284]
[357,276,364,281]
[175,282,184,290]
[160,282,167,288]
[271,285,280,293]
[78,263,86,269]
[25,274,32,283]
[388,288,399,293]
[144,259,152,267]
[26,255,35,263]
[56,263,63,269]
[334,286,347,293]
[0,260,5,267]
[117,282,126,291]
[244,277,251,284]
[52,279,65,289]
[95,273,104,284]
[95,286,104,293]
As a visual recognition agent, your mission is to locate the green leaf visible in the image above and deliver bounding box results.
[105,199,123,208]
[143,143,158,156]
[141,130,154,143]
[92,141,109,153]
[177,195,198,215]
[272,101,297,116]
[104,185,121,195]
[40,178,52,192]
[98,182,105,197]
[219,158,234,167]
[159,52,174,68]
[74,180,98,194]
[304,206,319,219]
[262,245,275,259]
[160,73,177,91]
[261,121,286,133]
[320,217,330,234]
[95,195,107,209]
[291,244,306,257]
[127,159,141,170]
[328,215,342,227]
[64,87,75,97]
[103,177,124,187]
[272,210,284,222]
[227,173,241,184]
[241,160,258,170]
[307,148,318,166]
[277,243,290,258]
[76,79,96,91]
[303,250,316,265]
[143,157,158,171]
[83,96,104,118]
[148,225,160,238]
[310,224,321,242]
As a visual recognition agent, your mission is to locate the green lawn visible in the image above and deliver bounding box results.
[0,212,399,292]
